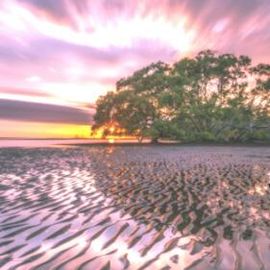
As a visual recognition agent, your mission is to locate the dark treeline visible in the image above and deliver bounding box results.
[93,50,270,143]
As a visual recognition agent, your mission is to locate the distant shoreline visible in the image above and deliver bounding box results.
[1,138,270,148]
[0,138,92,140]
[68,141,270,147]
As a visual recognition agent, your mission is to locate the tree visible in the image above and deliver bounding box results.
[94,62,171,142]
[93,51,270,143]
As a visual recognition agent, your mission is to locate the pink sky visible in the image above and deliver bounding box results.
[0,0,270,138]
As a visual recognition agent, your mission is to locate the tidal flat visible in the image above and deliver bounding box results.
[0,145,270,270]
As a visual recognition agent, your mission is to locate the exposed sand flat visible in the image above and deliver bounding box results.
[0,146,270,270]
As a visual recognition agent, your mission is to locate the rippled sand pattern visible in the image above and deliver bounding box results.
[0,146,270,270]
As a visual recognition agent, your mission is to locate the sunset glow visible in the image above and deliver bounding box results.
[0,120,90,138]
[0,0,270,138]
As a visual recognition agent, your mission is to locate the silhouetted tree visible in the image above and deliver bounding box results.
[93,51,270,143]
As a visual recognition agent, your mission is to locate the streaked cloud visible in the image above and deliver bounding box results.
[0,0,269,137]
[0,87,51,97]
[0,99,92,124]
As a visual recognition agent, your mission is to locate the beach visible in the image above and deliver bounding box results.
[0,145,270,269]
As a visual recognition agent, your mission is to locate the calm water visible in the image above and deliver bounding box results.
[0,139,142,148]
[0,145,270,269]
[0,139,105,148]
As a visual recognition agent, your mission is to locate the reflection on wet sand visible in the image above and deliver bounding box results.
[0,146,270,269]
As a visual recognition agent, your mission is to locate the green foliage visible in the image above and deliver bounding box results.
[93,50,270,143]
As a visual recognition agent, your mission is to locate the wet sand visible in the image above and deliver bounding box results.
[0,145,270,270]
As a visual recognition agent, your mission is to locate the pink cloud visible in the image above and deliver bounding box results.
[0,0,269,135]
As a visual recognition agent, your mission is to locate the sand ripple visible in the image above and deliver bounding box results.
[0,146,270,270]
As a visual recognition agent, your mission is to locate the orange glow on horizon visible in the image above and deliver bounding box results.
[0,120,91,139]
[90,121,137,141]
[91,121,127,138]
[0,119,137,140]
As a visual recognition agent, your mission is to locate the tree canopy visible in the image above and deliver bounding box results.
[93,50,270,143]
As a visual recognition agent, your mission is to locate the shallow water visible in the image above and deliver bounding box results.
[0,146,270,270]
[0,139,106,148]
[0,139,143,148]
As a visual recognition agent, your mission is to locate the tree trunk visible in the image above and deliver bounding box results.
[138,136,143,143]
[151,137,159,144]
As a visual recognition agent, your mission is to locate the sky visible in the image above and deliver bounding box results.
[0,0,270,138]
